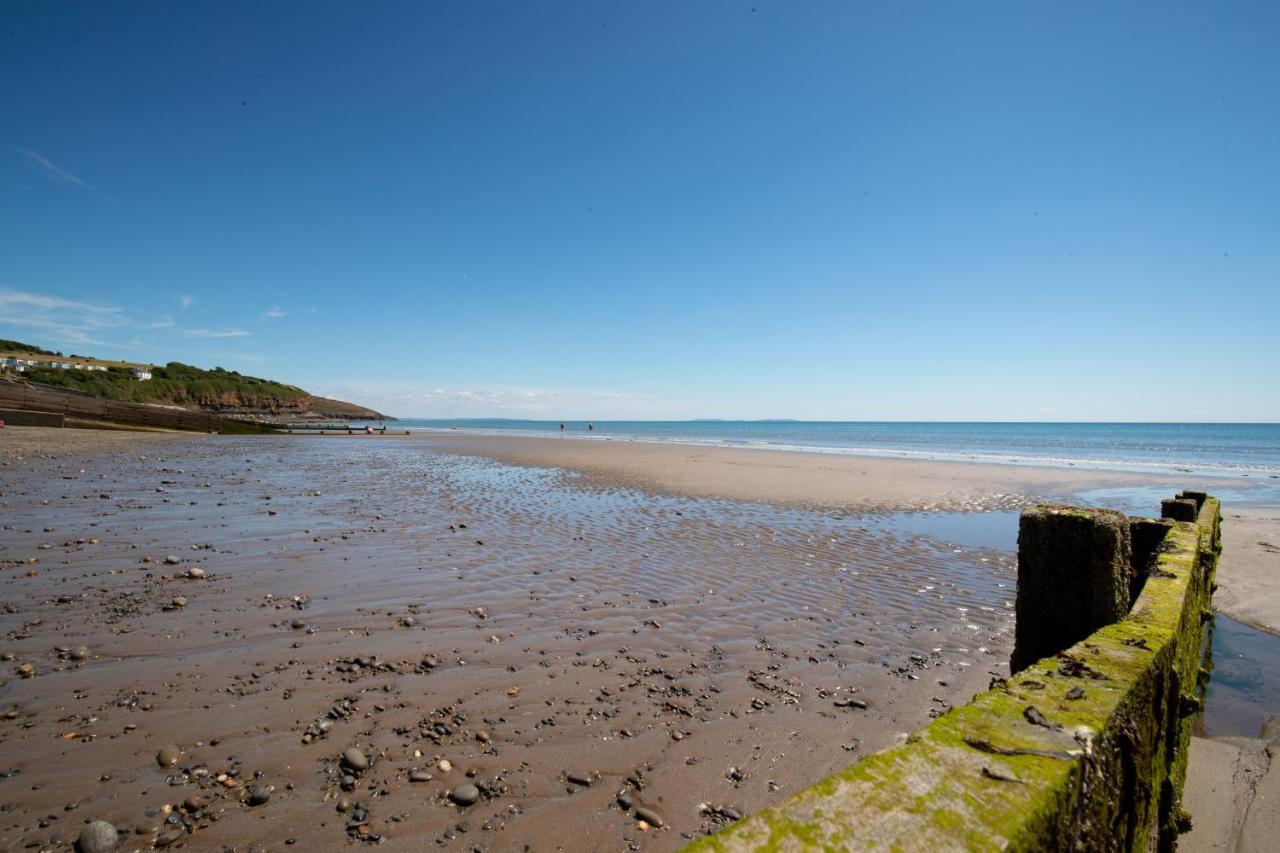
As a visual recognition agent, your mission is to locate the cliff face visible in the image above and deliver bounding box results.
[207,393,389,421]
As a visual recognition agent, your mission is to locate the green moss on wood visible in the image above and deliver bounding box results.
[684,498,1220,853]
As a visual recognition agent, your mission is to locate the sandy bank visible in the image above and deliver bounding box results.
[406,432,1199,513]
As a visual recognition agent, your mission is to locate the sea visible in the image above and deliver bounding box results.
[394,419,1280,480]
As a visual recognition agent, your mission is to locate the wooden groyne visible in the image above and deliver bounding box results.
[687,492,1221,852]
[0,379,275,434]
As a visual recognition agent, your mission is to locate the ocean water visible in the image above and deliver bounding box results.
[395,420,1280,481]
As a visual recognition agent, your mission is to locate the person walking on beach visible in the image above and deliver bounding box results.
[588,422,593,431]
[560,422,564,432]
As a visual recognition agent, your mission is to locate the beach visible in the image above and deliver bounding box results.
[1,428,1276,851]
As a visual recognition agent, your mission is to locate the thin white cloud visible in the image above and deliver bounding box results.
[17,148,93,190]
[262,306,288,319]
[179,295,193,309]
[312,380,674,419]
[188,328,251,338]
[0,288,128,345]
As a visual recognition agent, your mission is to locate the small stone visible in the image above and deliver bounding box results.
[436,759,452,773]
[182,794,205,812]
[409,769,432,783]
[448,783,480,806]
[75,820,118,853]
[170,596,187,609]
[16,662,35,678]
[634,806,665,828]
[186,567,206,580]
[165,555,180,565]
[156,744,181,768]
[70,645,91,661]
[342,747,370,773]
[336,796,352,813]
[154,828,184,847]
[566,771,593,787]
[247,785,271,805]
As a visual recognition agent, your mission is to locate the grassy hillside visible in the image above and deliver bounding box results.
[0,338,57,356]
[24,362,311,409]
[3,339,388,420]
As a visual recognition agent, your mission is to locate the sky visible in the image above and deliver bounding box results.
[2,1,1278,421]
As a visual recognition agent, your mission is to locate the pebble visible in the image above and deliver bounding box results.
[409,769,432,783]
[70,645,91,661]
[436,759,452,773]
[17,662,35,678]
[154,828,185,847]
[186,567,206,579]
[164,555,181,565]
[566,771,593,787]
[342,747,370,773]
[156,744,181,768]
[247,785,272,805]
[634,806,665,828]
[75,820,118,853]
[448,783,480,806]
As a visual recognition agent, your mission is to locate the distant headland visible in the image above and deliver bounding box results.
[0,338,390,421]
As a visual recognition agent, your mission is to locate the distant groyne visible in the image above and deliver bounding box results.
[687,491,1221,852]
[0,379,273,433]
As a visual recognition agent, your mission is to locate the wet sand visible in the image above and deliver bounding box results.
[0,428,1023,851]
[1215,507,1280,636]
[0,427,1249,852]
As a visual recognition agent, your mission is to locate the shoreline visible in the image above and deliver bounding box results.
[396,424,1280,480]
[402,431,1208,511]
[406,433,1280,638]
[4,426,1278,636]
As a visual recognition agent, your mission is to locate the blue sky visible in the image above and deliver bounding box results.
[2,1,1277,420]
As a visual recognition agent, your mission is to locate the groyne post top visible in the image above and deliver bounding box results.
[1011,504,1132,674]
[1162,497,1199,522]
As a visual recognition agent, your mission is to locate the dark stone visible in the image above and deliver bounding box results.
[341,747,369,773]
[448,784,480,806]
[156,744,181,768]
[634,805,665,827]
